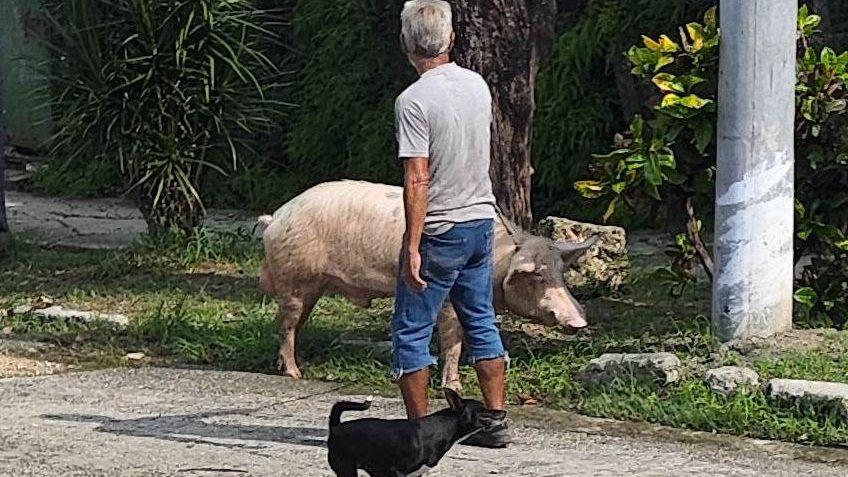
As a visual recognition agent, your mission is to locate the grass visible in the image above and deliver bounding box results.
[2,232,848,446]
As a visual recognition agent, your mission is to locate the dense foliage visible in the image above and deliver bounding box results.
[286,0,413,186]
[32,0,714,217]
[38,0,288,233]
[577,6,848,327]
[533,0,714,221]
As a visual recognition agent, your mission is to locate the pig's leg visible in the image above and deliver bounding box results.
[437,304,464,392]
[293,294,320,367]
[276,290,319,379]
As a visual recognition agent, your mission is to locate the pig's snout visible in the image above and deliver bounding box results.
[565,315,588,329]
[551,311,587,332]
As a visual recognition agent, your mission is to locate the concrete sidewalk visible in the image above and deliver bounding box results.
[1,367,845,477]
[4,190,256,250]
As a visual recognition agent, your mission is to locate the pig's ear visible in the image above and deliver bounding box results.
[444,387,463,411]
[555,236,598,267]
[504,254,535,285]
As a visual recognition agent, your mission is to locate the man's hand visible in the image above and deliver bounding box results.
[402,248,428,292]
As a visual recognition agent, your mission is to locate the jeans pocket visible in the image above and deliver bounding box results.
[482,227,494,256]
[424,235,467,276]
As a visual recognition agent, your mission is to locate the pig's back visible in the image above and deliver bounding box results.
[262,181,405,298]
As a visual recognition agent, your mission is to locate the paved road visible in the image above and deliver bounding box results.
[1,367,846,477]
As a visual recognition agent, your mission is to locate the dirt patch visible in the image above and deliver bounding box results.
[723,329,835,359]
[0,353,66,378]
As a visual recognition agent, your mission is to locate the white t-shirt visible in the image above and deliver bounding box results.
[395,62,496,235]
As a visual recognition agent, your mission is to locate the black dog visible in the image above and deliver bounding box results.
[327,389,506,477]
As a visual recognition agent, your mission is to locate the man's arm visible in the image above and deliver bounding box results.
[403,156,429,291]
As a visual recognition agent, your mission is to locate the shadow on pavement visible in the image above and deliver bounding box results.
[42,410,328,450]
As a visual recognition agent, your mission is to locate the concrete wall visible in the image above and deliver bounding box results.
[0,0,52,151]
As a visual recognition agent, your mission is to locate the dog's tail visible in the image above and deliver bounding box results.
[329,396,373,428]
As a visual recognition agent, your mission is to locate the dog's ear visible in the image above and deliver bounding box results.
[443,388,463,412]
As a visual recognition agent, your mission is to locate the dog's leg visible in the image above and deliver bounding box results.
[437,304,464,392]
[276,289,320,378]
[327,452,357,477]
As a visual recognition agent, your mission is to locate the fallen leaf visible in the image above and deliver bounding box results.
[518,393,539,406]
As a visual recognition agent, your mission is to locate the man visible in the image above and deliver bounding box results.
[391,0,509,448]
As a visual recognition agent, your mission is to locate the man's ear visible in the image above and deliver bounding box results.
[444,387,463,411]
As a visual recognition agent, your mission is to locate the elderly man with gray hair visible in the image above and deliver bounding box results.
[391,0,510,448]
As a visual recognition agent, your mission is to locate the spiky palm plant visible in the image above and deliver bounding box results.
[38,0,288,234]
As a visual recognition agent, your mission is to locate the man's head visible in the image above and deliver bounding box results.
[401,0,454,70]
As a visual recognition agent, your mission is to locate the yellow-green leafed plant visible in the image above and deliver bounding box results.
[577,5,848,328]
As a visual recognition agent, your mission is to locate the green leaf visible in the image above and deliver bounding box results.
[678,94,712,109]
[822,47,838,68]
[685,23,705,52]
[794,287,818,307]
[630,116,645,138]
[655,55,675,71]
[825,99,846,113]
[652,73,684,93]
[644,155,663,186]
[592,148,633,161]
[647,184,662,201]
[802,97,816,121]
[658,35,679,53]
[574,180,606,199]
[611,181,627,194]
[656,152,676,169]
[693,122,714,154]
[799,4,809,20]
[661,94,682,108]
[603,198,619,223]
[704,7,717,30]
[804,14,822,30]
[625,152,649,165]
[677,75,707,91]
[794,199,806,218]
[642,35,661,52]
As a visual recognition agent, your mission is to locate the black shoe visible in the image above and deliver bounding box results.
[460,422,511,448]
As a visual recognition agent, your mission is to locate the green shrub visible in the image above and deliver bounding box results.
[577,5,848,325]
[38,0,289,234]
[532,0,715,222]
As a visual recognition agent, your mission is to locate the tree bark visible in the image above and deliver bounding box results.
[452,0,557,230]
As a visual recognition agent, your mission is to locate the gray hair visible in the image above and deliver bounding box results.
[400,0,453,58]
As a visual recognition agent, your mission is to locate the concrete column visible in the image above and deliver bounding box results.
[713,0,797,341]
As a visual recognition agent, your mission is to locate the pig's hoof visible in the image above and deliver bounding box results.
[283,368,302,379]
[276,358,302,379]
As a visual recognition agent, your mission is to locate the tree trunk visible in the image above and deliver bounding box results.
[453,0,557,230]
[133,180,203,237]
